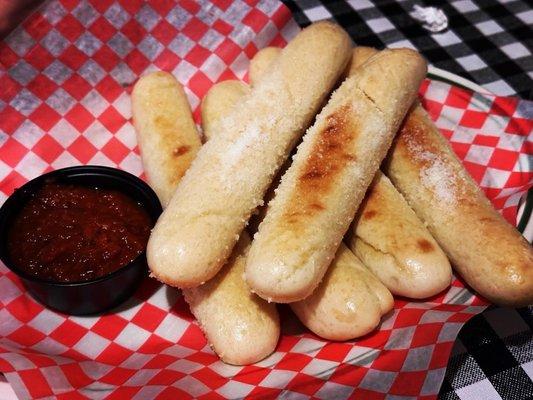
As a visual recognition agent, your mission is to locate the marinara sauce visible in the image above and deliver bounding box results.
[7,181,152,283]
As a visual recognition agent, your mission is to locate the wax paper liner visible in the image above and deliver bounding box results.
[0,1,531,399]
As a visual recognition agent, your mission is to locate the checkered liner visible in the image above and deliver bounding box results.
[0,1,531,399]
[283,0,533,99]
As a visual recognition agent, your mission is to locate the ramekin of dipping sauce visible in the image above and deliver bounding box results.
[0,166,162,315]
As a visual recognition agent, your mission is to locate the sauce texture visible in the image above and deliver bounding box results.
[8,181,152,282]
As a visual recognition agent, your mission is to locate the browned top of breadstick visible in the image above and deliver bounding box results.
[132,71,201,206]
[283,105,356,227]
[386,104,533,306]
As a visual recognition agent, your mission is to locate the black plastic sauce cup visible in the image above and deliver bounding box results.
[0,166,162,315]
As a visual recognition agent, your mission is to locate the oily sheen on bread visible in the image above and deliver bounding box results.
[291,243,393,341]
[131,72,201,207]
[245,48,427,303]
[384,104,533,306]
[147,22,352,288]
[347,171,451,298]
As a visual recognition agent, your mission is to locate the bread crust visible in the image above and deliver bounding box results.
[290,243,393,341]
[347,172,452,298]
[346,46,381,76]
[246,49,427,302]
[249,47,281,87]
[183,233,279,365]
[384,105,533,306]
[201,80,250,142]
[341,48,452,299]
[212,75,393,341]
[254,46,452,299]
[132,72,201,207]
[147,22,352,288]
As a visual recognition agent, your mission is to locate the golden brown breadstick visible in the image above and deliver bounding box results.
[291,244,393,340]
[341,48,451,299]
[133,76,279,366]
[246,49,427,302]
[132,72,201,207]
[201,80,250,142]
[351,48,533,306]
[347,171,452,298]
[384,104,533,306]
[147,22,352,288]
[255,46,452,299]
[249,47,281,87]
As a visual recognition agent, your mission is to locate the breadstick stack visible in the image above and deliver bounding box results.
[245,48,427,302]
[133,72,279,366]
[203,77,393,342]
[348,47,532,306]
[348,172,452,298]
[385,101,533,306]
[130,22,532,366]
[250,46,453,300]
[147,22,352,288]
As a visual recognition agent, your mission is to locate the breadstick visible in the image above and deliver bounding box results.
[134,81,279,365]
[341,47,451,298]
[203,77,393,340]
[346,46,381,76]
[351,46,532,305]
[252,46,452,298]
[246,48,427,302]
[291,244,393,340]
[147,22,352,288]
[132,72,201,207]
[348,172,452,298]
[200,78,276,234]
[384,104,533,306]
[249,47,281,87]
[201,80,250,142]
[183,233,279,365]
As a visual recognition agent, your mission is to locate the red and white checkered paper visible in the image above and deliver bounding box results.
[0,1,531,399]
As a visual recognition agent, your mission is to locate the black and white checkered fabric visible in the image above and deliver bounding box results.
[439,307,533,400]
[281,0,533,399]
[282,0,533,99]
